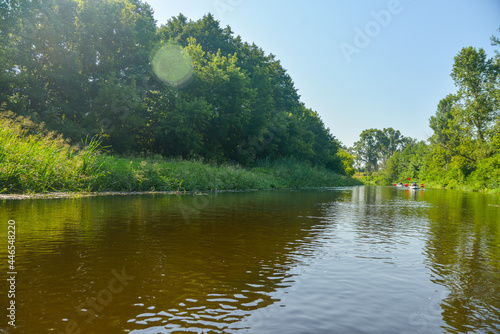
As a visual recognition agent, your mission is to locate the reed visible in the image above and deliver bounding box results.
[0,118,82,192]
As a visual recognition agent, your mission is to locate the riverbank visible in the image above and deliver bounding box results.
[0,156,361,197]
[355,173,500,194]
[0,190,207,200]
[1,155,360,195]
[0,117,361,195]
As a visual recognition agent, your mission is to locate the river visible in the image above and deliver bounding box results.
[1,186,499,333]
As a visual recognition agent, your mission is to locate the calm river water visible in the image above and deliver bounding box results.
[1,186,499,333]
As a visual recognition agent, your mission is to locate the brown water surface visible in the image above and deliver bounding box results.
[0,187,499,333]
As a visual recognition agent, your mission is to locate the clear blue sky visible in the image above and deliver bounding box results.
[145,0,500,147]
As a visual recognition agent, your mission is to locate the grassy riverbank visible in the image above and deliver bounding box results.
[0,117,360,194]
[356,172,500,194]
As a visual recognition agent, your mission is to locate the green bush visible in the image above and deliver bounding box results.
[468,155,500,191]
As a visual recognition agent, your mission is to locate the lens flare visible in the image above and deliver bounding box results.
[151,41,193,88]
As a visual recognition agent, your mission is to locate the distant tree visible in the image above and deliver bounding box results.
[352,127,407,173]
[378,127,406,166]
[353,129,383,173]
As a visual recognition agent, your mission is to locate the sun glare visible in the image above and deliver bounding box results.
[150,41,193,88]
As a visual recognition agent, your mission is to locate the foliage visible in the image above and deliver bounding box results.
[468,155,500,190]
[2,6,350,176]
[255,157,361,188]
[0,117,359,193]
[0,116,102,192]
[352,127,408,173]
[352,31,500,192]
[451,47,499,144]
[337,149,355,176]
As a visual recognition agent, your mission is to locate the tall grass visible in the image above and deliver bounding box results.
[0,117,87,192]
[88,156,281,192]
[255,157,362,188]
[0,117,361,194]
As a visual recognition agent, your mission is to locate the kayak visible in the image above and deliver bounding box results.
[394,183,424,190]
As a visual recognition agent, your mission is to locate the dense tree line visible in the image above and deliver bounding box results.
[351,31,500,190]
[0,0,351,174]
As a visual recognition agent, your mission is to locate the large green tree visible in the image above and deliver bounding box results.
[7,0,157,149]
[451,47,499,144]
[428,94,472,168]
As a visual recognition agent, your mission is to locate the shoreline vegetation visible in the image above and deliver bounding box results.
[349,34,500,194]
[2,9,359,195]
[356,173,500,194]
[0,117,361,198]
[2,1,498,195]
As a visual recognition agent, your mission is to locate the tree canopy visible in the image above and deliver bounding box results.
[1,2,350,175]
